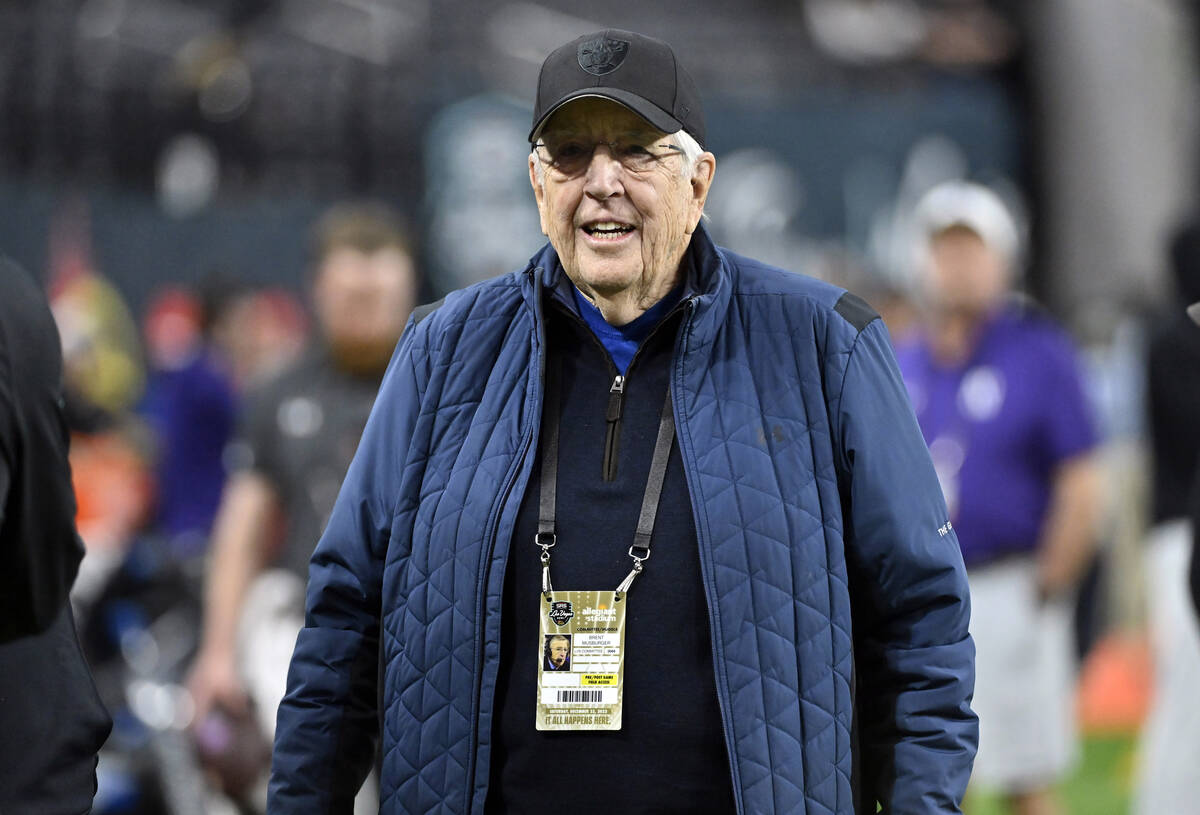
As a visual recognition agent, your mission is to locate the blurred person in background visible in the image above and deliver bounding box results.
[49,267,157,616]
[271,29,976,814]
[1133,219,1200,815]
[140,276,242,559]
[0,256,112,813]
[896,181,1101,815]
[219,287,310,390]
[51,269,146,419]
[186,202,418,810]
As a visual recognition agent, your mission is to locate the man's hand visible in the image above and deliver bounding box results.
[187,645,251,723]
[1036,452,1102,602]
[189,472,279,721]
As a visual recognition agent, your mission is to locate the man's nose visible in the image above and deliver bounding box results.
[584,144,624,199]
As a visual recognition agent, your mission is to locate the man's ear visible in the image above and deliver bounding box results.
[529,155,550,236]
[685,153,716,235]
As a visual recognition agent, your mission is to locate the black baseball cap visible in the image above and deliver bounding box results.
[529,29,706,148]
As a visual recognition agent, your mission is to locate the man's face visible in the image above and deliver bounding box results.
[312,245,416,363]
[549,637,570,668]
[529,98,714,318]
[923,226,1009,315]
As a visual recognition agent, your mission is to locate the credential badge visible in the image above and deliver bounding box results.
[577,36,630,76]
[549,600,574,626]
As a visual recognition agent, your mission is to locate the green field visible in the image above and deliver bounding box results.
[965,733,1137,815]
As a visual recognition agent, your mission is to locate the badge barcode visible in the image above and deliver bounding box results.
[556,689,604,703]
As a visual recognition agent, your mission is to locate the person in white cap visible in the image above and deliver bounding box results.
[895,180,1102,815]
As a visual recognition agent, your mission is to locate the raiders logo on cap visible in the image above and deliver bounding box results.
[577,35,629,76]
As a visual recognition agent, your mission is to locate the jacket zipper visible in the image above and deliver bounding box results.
[557,316,624,482]
[601,374,625,481]
[672,297,747,815]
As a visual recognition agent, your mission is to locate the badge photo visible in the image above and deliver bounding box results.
[543,634,572,671]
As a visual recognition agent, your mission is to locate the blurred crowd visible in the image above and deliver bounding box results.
[37,202,417,814]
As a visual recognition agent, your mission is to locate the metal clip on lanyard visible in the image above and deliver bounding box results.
[536,358,676,602]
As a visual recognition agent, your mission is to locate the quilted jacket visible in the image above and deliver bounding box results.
[270,224,978,814]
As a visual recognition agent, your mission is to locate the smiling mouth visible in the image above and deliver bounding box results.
[583,221,635,238]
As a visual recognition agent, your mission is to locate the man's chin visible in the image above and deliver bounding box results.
[570,260,642,296]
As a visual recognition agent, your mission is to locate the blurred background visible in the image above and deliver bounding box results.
[3,1,1197,813]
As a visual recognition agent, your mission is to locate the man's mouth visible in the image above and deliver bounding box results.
[582,221,635,237]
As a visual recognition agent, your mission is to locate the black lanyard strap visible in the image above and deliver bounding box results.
[631,389,675,559]
[536,356,676,598]
[536,357,561,551]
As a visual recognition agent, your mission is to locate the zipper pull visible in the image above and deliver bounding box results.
[606,375,625,422]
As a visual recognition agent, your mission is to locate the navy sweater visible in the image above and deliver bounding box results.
[486,288,734,814]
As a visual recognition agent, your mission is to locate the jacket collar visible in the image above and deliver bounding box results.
[681,222,733,348]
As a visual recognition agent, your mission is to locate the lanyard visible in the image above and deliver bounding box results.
[536,357,676,600]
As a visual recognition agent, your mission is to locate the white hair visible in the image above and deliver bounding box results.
[531,128,706,185]
[670,129,704,176]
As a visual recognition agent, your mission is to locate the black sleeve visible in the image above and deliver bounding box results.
[0,261,86,642]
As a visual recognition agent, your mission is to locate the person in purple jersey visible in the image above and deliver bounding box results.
[895,181,1102,815]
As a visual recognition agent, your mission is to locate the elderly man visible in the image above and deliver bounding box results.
[271,30,976,814]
